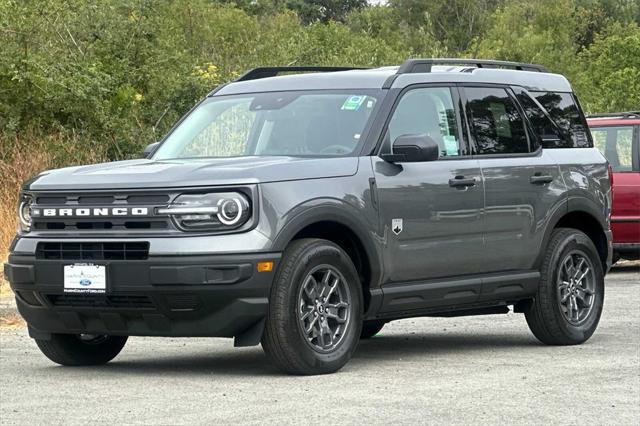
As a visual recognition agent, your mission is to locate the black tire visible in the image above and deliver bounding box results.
[262,238,363,375]
[525,228,604,345]
[35,334,128,366]
[360,320,385,339]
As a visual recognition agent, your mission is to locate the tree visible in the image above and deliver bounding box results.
[287,0,368,24]
[388,0,501,53]
[346,5,446,57]
[573,23,640,112]
[219,0,368,23]
[474,0,581,74]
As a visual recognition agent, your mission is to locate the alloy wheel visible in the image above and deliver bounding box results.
[557,250,596,325]
[297,265,352,353]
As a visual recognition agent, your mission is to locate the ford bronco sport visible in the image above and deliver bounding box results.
[5,59,613,375]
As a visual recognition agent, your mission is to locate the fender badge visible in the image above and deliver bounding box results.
[392,218,403,235]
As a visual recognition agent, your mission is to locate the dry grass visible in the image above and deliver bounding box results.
[0,132,106,301]
[0,138,52,299]
[0,132,107,263]
[0,138,53,262]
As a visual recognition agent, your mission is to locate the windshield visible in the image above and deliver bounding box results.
[153,91,381,160]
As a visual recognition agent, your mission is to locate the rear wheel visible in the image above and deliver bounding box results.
[35,334,128,366]
[262,238,363,375]
[360,320,385,339]
[525,228,604,345]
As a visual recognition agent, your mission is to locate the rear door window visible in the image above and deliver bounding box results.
[464,87,530,155]
[590,126,635,172]
[531,92,591,148]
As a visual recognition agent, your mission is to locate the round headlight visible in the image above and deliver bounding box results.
[217,198,243,225]
[18,195,33,231]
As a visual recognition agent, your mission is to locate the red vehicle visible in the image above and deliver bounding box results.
[587,112,640,262]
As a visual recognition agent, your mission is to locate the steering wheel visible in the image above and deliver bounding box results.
[319,144,352,155]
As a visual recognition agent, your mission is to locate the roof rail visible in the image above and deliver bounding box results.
[396,58,549,74]
[235,66,367,82]
[587,111,640,119]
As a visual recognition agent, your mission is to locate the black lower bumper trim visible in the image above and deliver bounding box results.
[19,296,269,338]
[5,252,280,341]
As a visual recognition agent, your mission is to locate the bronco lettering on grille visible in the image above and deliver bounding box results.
[34,207,149,217]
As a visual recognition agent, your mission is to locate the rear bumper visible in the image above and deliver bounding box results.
[4,252,280,344]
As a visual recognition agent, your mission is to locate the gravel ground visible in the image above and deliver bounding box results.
[1,263,638,425]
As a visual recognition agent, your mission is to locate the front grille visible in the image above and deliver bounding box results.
[33,220,168,231]
[46,294,155,309]
[36,194,169,205]
[30,191,173,233]
[36,242,149,260]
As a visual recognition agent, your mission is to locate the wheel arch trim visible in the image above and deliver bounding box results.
[271,202,383,291]
[537,197,611,270]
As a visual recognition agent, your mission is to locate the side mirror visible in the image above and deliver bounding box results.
[143,142,160,158]
[381,134,439,163]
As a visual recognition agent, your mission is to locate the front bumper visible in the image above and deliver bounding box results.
[4,252,280,345]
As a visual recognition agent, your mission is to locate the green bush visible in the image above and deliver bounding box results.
[573,23,640,113]
[0,0,637,164]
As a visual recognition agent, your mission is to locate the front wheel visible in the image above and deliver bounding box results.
[36,334,128,366]
[262,238,363,375]
[525,228,604,345]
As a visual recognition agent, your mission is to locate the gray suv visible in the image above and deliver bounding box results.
[5,59,613,375]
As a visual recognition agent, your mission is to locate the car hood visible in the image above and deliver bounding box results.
[25,156,360,191]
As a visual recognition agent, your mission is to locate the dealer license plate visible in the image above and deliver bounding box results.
[63,264,106,294]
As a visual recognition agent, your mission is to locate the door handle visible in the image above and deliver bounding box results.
[449,176,476,188]
[530,174,554,184]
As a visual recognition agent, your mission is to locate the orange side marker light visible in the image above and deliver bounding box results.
[257,261,274,272]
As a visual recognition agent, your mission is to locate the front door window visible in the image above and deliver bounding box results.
[386,87,463,157]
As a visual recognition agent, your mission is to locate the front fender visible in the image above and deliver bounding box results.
[272,201,380,259]
[259,170,382,289]
[280,198,381,272]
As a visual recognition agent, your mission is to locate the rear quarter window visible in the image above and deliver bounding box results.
[531,91,592,148]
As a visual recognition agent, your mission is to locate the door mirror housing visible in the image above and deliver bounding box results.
[143,142,160,158]
[381,134,439,163]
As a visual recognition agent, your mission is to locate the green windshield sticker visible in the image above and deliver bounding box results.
[342,95,366,111]
[443,136,459,156]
